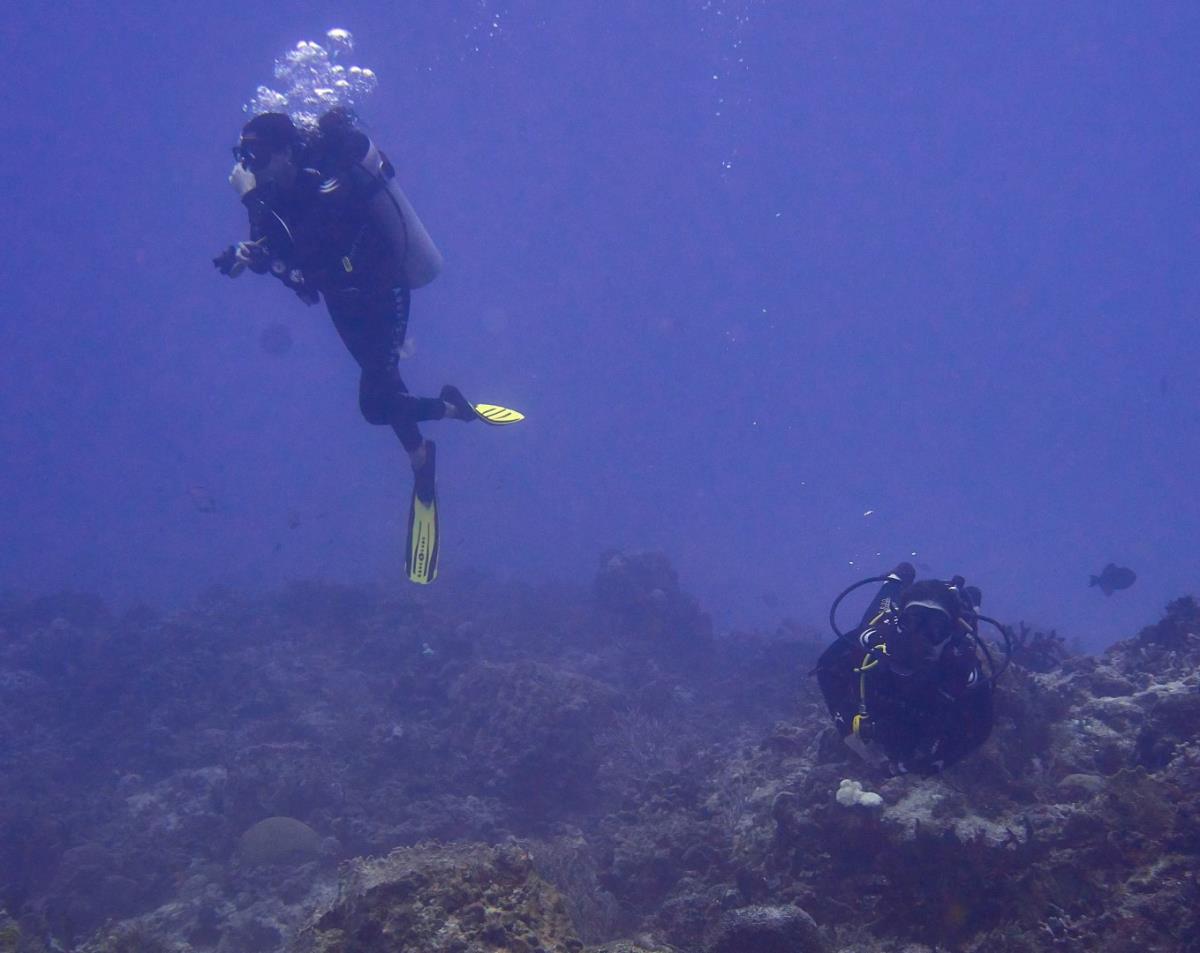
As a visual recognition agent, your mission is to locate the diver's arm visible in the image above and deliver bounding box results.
[215,164,263,277]
[216,178,313,303]
[814,638,861,736]
[954,680,994,761]
[230,162,257,200]
[244,198,296,263]
[229,162,299,260]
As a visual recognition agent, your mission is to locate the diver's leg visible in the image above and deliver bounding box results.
[379,285,448,426]
[379,285,477,423]
[327,289,442,583]
[375,285,450,467]
[327,287,445,467]
[326,289,375,368]
[376,286,442,584]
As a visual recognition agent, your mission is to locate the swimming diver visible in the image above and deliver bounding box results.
[814,563,998,777]
[214,110,515,583]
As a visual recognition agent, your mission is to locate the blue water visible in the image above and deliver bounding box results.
[3,2,1198,648]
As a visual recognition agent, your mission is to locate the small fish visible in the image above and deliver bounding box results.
[761,591,780,609]
[288,510,302,530]
[1090,563,1136,596]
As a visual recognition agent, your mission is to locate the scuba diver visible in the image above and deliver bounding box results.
[815,563,1009,777]
[214,109,521,584]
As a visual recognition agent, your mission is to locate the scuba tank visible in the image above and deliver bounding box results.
[315,109,443,289]
[359,139,443,289]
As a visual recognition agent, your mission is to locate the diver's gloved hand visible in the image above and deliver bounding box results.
[213,240,269,278]
[229,162,257,197]
[213,246,239,276]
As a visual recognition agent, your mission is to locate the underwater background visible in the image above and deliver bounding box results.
[3,1,1197,644]
[2,4,1200,952]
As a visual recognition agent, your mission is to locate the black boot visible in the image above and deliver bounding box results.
[440,384,478,422]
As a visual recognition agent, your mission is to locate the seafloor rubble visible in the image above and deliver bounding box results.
[0,554,1197,952]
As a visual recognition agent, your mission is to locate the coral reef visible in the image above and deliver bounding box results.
[292,842,580,953]
[0,561,1198,952]
[709,905,825,953]
[1009,622,1070,673]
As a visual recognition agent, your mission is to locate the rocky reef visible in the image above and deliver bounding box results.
[0,560,1197,952]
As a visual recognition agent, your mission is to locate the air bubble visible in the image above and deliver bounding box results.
[325,28,354,57]
[243,29,379,121]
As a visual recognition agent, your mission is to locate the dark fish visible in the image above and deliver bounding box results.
[1090,563,1136,596]
[288,510,302,530]
[259,322,294,356]
[761,591,780,609]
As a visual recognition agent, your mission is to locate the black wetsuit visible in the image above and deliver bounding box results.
[240,133,443,453]
[815,581,993,775]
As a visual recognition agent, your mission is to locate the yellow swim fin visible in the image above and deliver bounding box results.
[406,442,439,585]
[473,403,525,426]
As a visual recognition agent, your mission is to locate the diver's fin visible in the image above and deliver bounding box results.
[406,441,439,585]
[438,383,524,426]
[473,403,525,426]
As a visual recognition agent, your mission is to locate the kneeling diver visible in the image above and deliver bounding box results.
[214,110,521,584]
[814,563,1010,777]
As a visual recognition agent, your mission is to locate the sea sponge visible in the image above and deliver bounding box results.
[835,779,882,809]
